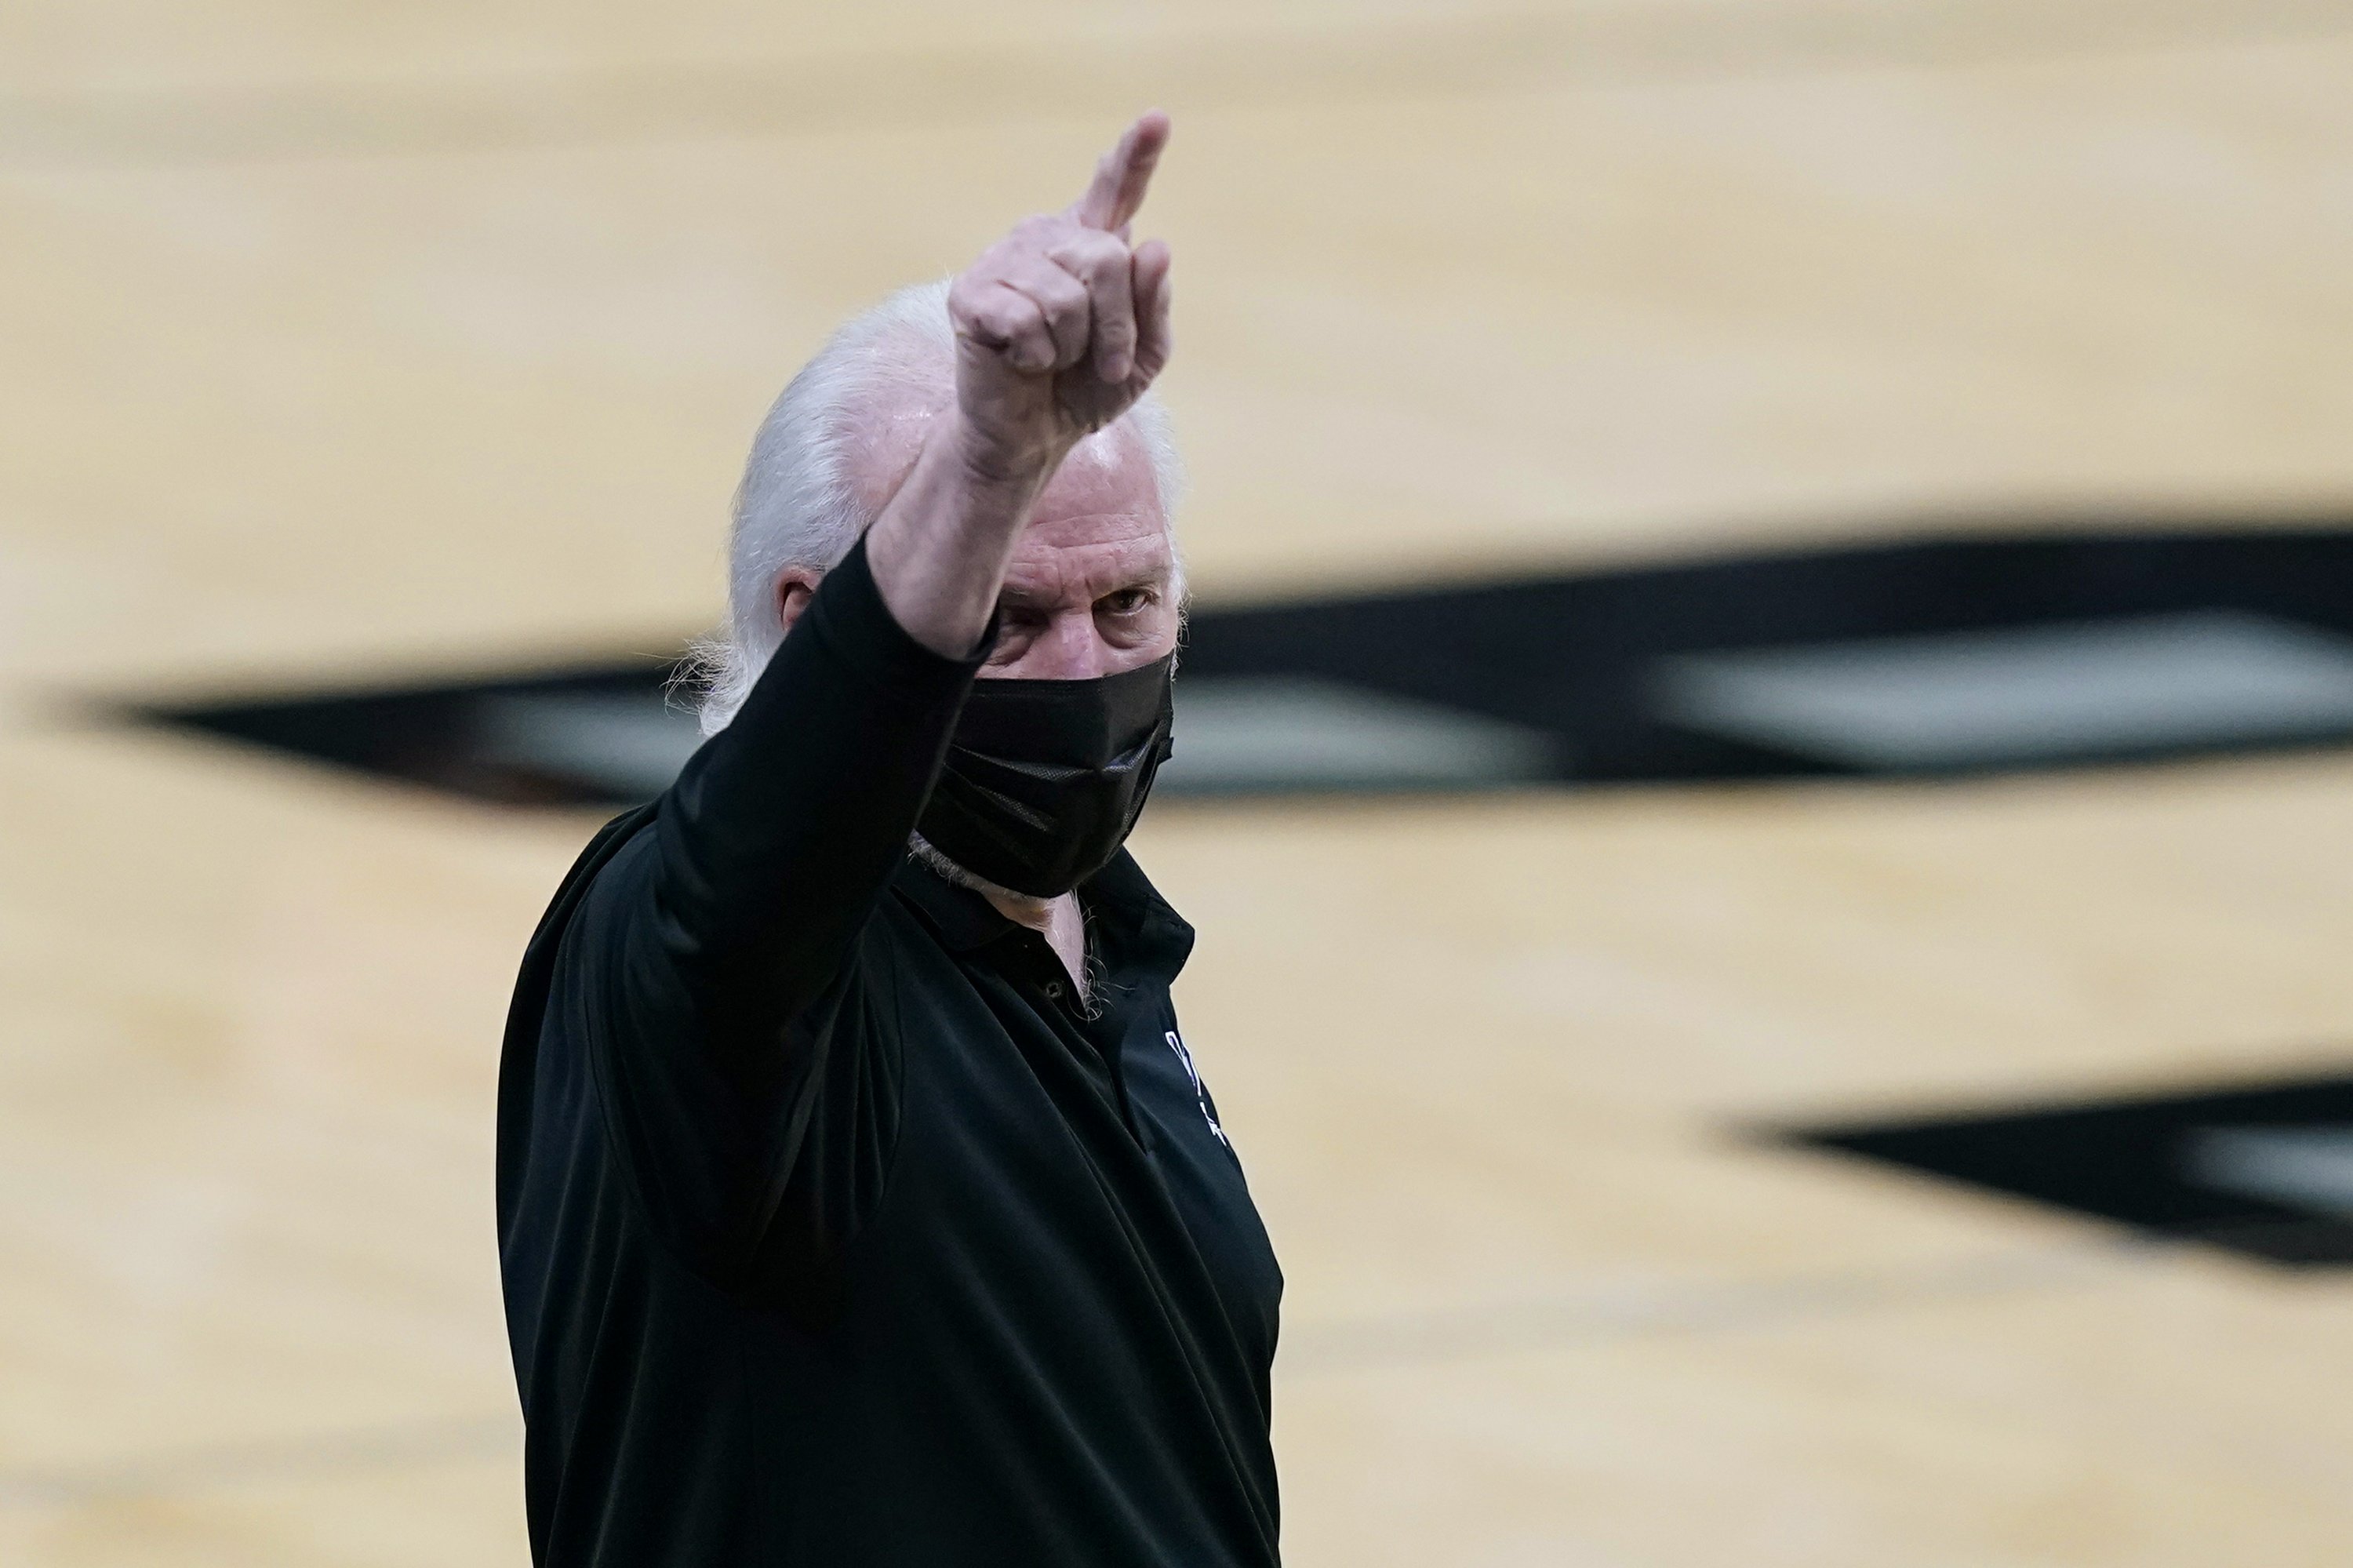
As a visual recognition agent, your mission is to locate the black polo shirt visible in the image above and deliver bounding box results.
[496,535,1283,1567]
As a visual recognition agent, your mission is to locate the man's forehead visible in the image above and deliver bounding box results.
[1038,430,1161,515]
[1000,519,1173,602]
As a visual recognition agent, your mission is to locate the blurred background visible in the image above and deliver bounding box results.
[9,1,2353,1563]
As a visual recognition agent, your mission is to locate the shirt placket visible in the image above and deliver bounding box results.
[1004,930,1152,1151]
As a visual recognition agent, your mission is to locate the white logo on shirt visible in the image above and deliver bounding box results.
[1164,1031,1228,1146]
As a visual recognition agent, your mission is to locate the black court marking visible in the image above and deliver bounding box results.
[131,525,2353,806]
[1777,1071,2353,1267]
[139,660,686,809]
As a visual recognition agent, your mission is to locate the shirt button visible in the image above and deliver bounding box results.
[1042,980,1066,1000]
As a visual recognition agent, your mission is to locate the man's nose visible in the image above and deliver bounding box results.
[1016,610,1113,680]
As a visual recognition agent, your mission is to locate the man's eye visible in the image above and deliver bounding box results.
[1100,590,1151,616]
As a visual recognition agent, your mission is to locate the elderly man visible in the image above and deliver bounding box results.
[496,114,1282,1567]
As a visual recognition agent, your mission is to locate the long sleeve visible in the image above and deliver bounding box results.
[655,533,987,1031]
[551,533,988,1285]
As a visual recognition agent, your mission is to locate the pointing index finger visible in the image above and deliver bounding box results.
[1071,111,1170,233]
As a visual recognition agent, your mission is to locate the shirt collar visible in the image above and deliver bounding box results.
[890,854,1008,952]
[1082,848,1196,985]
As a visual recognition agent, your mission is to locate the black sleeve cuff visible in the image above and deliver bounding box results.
[808,533,995,695]
[742,532,995,728]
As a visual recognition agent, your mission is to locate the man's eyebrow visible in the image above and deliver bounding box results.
[994,583,1056,611]
[996,566,1170,609]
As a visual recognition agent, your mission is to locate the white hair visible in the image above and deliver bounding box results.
[689,277,1185,736]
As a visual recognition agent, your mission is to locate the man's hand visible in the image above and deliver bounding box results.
[947,111,1175,484]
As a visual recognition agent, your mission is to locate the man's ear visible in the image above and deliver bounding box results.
[775,569,824,637]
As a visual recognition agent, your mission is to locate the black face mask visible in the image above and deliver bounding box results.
[916,653,1176,898]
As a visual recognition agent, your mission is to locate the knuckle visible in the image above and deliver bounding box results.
[983,300,1035,340]
[1060,231,1127,279]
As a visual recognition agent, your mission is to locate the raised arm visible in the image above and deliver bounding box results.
[867,109,1174,657]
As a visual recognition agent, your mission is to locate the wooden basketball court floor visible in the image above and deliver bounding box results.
[9,2,2353,1563]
